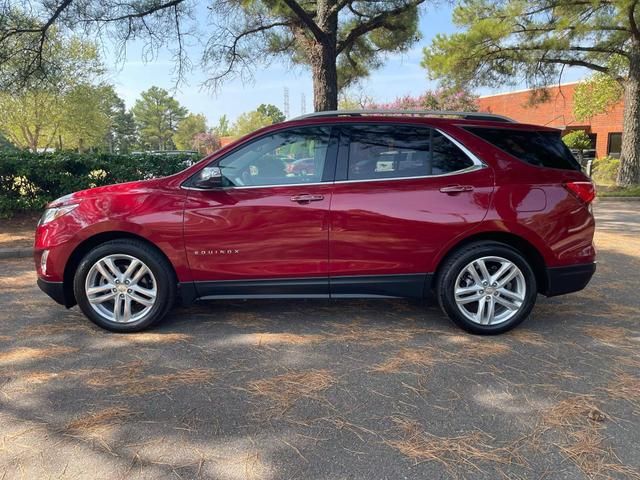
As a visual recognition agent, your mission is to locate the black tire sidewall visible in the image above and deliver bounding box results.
[73,240,174,332]
[437,242,537,335]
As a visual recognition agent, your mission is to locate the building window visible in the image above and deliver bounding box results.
[608,133,622,158]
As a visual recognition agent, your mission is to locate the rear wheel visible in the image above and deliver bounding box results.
[73,239,176,332]
[437,242,537,334]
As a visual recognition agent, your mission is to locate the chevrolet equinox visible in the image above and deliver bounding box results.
[35,111,596,334]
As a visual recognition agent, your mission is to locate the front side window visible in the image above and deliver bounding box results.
[217,127,331,187]
[345,125,474,181]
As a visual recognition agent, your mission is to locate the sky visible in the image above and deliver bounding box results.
[103,2,586,126]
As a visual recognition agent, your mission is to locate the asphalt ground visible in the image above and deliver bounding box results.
[0,202,638,479]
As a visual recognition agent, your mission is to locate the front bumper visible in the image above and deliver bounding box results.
[37,278,72,307]
[543,262,596,297]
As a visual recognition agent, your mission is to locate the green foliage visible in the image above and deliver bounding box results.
[59,83,112,152]
[132,87,188,150]
[562,130,592,151]
[591,156,620,186]
[0,34,104,152]
[257,104,286,123]
[573,73,624,121]
[213,115,232,137]
[422,0,632,89]
[598,185,640,197]
[232,110,273,136]
[206,0,424,109]
[174,114,208,150]
[0,151,199,216]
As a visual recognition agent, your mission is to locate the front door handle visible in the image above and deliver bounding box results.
[439,185,474,194]
[290,194,325,203]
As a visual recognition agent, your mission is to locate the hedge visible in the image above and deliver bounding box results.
[0,151,201,217]
[591,156,620,186]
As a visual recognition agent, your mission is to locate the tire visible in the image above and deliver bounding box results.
[73,239,176,332]
[436,241,537,335]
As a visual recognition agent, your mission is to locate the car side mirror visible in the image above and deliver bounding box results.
[192,166,223,189]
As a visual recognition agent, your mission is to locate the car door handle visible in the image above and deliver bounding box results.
[290,194,325,203]
[439,185,474,194]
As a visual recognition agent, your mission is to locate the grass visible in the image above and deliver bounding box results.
[597,185,640,197]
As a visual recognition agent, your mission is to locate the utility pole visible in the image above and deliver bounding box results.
[284,87,290,119]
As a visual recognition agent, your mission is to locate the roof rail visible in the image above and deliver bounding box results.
[293,109,515,123]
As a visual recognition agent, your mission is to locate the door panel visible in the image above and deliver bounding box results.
[183,126,336,294]
[329,124,495,293]
[184,185,332,283]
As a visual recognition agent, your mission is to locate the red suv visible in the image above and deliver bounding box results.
[34,111,596,334]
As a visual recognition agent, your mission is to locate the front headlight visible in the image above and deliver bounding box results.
[39,204,79,226]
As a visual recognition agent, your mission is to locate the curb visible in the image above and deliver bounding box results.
[596,196,640,202]
[0,248,32,260]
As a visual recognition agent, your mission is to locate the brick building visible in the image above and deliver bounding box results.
[477,82,624,159]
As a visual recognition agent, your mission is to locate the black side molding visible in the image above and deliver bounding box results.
[543,263,596,297]
[183,273,431,302]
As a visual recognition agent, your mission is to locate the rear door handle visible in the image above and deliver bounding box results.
[290,194,325,203]
[439,185,474,194]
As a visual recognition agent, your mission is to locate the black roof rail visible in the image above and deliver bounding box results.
[293,109,515,123]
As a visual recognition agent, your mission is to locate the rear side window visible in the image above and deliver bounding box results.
[464,127,580,171]
[345,125,474,181]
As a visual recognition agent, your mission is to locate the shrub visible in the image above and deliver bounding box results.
[0,151,201,217]
[591,156,620,186]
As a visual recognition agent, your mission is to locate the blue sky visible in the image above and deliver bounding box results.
[103,2,586,126]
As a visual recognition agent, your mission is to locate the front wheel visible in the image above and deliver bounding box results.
[436,242,537,334]
[73,239,176,332]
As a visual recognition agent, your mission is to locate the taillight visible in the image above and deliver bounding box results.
[564,181,596,204]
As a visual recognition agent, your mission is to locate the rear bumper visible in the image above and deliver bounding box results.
[37,278,70,306]
[543,262,596,297]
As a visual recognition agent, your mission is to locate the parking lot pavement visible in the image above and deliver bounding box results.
[0,202,639,480]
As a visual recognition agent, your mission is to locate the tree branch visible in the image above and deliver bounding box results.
[280,0,325,42]
[629,0,640,41]
[337,0,425,54]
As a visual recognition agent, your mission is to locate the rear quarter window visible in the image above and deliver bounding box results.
[464,127,580,171]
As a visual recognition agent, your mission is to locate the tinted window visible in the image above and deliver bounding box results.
[346,125,474,181]
[464,127,580,171]
[218,127,330,187]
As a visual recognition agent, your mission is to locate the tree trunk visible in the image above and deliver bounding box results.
[311,43,338,111]
[617,53,640,186]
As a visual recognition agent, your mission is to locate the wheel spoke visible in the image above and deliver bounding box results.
[483,297,495,325]
[88,291,116,305]
[495,295,521,311]
[497,265,519,287]
[465,264,483,285]
[497,287,524,302]
[129,285,156,307]
[131,264,150,285]
[87,284,113,296]
[456,292,485,305]
[122,259,141,282]
[475,259,491,283]
[474,297,487,324]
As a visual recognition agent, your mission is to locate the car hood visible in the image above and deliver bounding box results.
[47,178,164,208]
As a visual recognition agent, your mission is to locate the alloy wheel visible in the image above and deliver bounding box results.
[454,256,526,326]
[84,254,157,323]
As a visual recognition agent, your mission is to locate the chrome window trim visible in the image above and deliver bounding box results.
[181,127,485,191]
